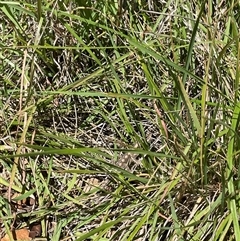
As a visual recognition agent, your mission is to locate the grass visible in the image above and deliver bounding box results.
[0,0,240,240]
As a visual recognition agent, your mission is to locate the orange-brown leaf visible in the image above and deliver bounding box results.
[1,228,31,241]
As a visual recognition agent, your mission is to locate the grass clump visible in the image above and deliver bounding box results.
[0,0,240,240]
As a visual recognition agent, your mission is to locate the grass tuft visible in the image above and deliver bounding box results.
[0,0,240,240]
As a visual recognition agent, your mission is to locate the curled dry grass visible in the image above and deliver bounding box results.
[0,0,240,240]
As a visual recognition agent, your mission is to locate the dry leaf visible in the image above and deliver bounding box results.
[29,223,41,238]
[1,228,31,241]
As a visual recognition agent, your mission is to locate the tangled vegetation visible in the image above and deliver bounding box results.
[0,0,240,240]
